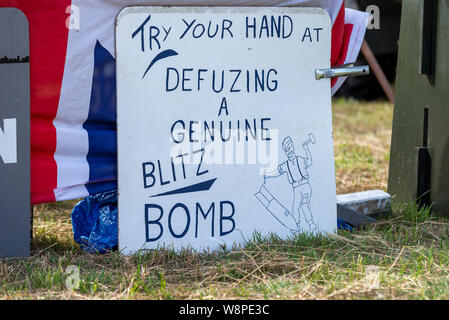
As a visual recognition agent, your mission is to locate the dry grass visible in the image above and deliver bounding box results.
[2,99,449,300]
[333,98,393,194]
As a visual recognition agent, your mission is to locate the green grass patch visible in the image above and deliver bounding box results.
[2,200,449,300]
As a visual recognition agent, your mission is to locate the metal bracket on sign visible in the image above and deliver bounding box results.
[315,63,370,80]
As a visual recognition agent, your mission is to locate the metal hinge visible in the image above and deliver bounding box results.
[315,63,370,80]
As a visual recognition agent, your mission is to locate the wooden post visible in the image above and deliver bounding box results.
[361,40,396,104]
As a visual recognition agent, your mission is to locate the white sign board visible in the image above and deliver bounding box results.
[116,6,336,254]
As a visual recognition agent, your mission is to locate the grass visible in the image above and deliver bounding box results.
[333,98,393,193]
[2,98,449,300]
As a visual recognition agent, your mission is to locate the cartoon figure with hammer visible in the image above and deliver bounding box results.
[255,134,318,234]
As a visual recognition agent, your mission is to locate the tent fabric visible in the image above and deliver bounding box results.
[0,1,369,204]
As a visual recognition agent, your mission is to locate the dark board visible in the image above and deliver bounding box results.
[0,8,31,257]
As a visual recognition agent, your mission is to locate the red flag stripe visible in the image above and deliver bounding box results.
[1,1,71,203]
[331,23,354,87]
[331,2,345,67]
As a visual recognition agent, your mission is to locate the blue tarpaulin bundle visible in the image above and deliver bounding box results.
[71,190,118,254]
[337,218,353,231]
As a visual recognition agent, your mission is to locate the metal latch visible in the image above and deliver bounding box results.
[315,63,370,80]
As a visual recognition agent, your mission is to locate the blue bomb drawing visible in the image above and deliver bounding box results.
[255,134,318,234]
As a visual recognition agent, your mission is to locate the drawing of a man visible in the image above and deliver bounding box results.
[264,136,318,233]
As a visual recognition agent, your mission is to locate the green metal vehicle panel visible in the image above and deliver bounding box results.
[388,0,449,214]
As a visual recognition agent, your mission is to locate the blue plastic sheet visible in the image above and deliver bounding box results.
[71,190,118,254]
[337,217,353,232]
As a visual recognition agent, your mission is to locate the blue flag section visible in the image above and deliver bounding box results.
[83,41,118,195]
